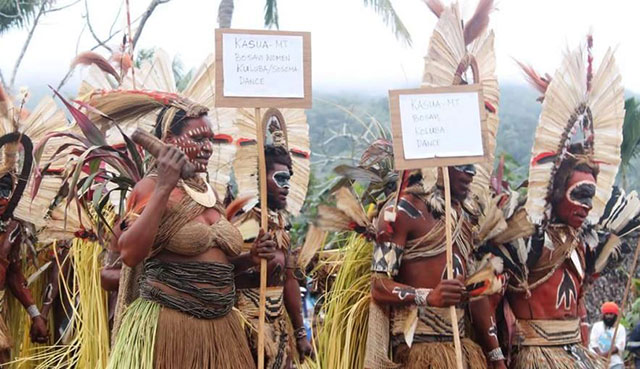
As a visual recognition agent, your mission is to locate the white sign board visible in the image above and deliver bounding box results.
[215,29,312,108]
[222,33,304,98]
[390,85,487,169]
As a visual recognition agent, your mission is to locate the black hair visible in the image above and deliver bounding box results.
[550,143,599,207]
[264,144,292,175]
[0,173,12,188]
[153,107,208,139]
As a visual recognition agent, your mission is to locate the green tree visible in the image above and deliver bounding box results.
[620,97,640,190]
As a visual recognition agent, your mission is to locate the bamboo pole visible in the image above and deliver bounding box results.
[441,167,464,369]
[255,107,268,369]
[124,0,136,89]
[606,235,640,366]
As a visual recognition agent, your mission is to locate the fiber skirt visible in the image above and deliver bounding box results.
[511,344,606,369]
[394,338,487,369]
[107,298,255,369]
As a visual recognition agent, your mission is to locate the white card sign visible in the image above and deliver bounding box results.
[390,85,487,169]
[222,33,303,98]
[215,29,312,108]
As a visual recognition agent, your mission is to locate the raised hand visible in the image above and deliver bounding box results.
[155,145,188,193]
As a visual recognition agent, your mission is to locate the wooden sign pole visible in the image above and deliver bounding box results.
[255,107,268,369]
[441,167,464,369]
[606,235,640,366]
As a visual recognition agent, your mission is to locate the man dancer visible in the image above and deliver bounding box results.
[487,40,626,368]
[590,302,625,368]
[370,167,503,369]
[229,142,313,369]
[0,171,49,362]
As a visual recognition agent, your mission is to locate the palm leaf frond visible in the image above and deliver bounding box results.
[264,0,279,29]
[363,0,412,46]
[0,0,39,34]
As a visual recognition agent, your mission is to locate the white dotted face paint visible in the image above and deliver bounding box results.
[172,119,215,172]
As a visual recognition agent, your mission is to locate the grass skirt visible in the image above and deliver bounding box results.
[107,298,255,369]
[511,344,606,369]
[394,338,487,369]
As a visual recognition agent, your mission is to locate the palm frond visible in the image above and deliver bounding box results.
[0,0,39,34]
[363,0,412,46]
[264,0,279,29]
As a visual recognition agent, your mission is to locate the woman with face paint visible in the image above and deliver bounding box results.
[88,91,257,369]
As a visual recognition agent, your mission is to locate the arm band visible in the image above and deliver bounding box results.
[27,305,41,318]
[371,241,404,276]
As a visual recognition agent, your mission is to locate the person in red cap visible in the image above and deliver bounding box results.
[589,301,626,368]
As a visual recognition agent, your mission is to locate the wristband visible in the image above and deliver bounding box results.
[487,347,505,362]
[294,327,307,340]
[27,305,41,318]
[414,288,432,306]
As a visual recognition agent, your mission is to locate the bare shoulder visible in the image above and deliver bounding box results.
[130,177,158,195]
[376,193,428,242]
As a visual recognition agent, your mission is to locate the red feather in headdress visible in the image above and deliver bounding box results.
[111,51,133,79]
[71,51,122,83]
[463,0,494,45]
[514,59,552,101]
[423,0,445,18]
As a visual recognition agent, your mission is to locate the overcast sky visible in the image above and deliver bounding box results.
[1,0,639,97]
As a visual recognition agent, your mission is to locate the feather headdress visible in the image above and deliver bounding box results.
[79,50,237,195]
[420,1,499,197]
[0,93,85,241]
[316,186,375,239]
[233,107,310,216]
[524,40,625,225]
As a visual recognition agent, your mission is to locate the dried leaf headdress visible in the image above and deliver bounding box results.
[419,0,499,197]
[524,38,625,225]
[0,84,84,241]
[79,49,237,195]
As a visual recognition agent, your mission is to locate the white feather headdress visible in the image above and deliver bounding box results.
[1,94,86,242]
[524,42,625,225]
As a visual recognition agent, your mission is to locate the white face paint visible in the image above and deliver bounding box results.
[272,170,291,189]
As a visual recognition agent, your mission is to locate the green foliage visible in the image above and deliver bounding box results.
[497,151,528,193]
[172,55,194,92]
[135,48,155,68]
[494,84,541,167]
[620,98,640,189]
[308,94,390,177]
[623,292,640,330]
[0,0,40,34]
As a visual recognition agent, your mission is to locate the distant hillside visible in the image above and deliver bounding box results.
[307,83,542,178]
[307,84,640,192]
